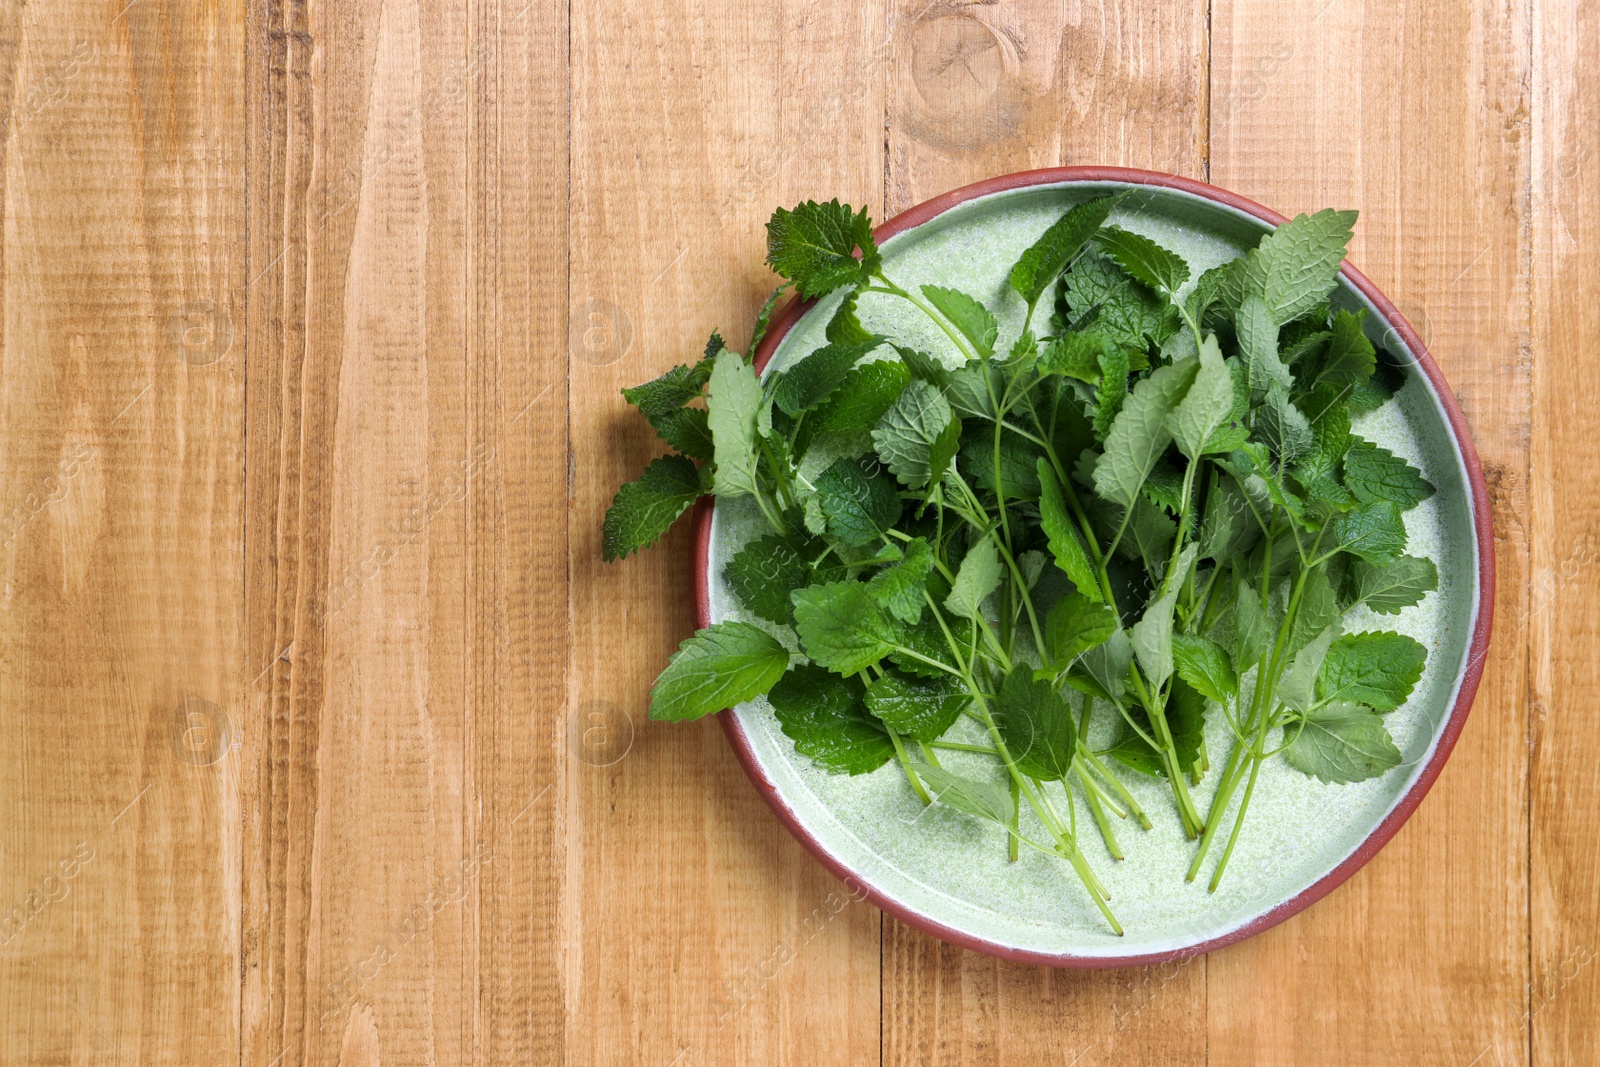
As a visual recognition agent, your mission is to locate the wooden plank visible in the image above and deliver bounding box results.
[240,0,568,1062]
[0,0,246,1062]
[879,3,1211,1064]
[1530,1,1600,1064]
[885,0,1208,215]
[1207,2,1531,1064]
[884,930,1207,1066]
[465,2,570,1063]
[566,2,889,1063]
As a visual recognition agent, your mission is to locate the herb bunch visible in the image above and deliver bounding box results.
[603,193,1438,932]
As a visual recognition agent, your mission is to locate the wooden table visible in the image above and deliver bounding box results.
[0,0,1589,1063]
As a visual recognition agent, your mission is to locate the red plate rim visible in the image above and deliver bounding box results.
[690,165,1496,968]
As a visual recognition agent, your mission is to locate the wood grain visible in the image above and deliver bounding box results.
[1208,1,1532,1064]
[565,3,889,1065]
[1530,1,1600,1065]
[885,0,1208,215]
[1,0,1594,1062]
[240,0,567,1063]
[0,0,245,1061]
[880,4,1211,1065]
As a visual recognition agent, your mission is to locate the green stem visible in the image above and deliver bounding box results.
[1062,842,1123,936]
[1075,757,1127,820]
[1027,403,1119,608]
[1033,421,1069,489]
[1174,294,1204,344]
[923,591,972,675]
[1160,459,1201,597]
[753,488,788,538]
[999,420,1050,448]
[887,645,963,679]
[938,483,1019,668]
[757,436,795,511]
[1079,768,1124,861]
[868,281,981,363]
[1104,692,1159,749]
[1126,667,1204,838]
[1074,697,1143,831]
[1199,528,1329,889]
[887,727,931,806]
[1187,733,1250,881]
[1193,557,1231,635]
[921,596,1122,933]
[1209,752,1264,892]
[1080,743,1152,830]
[999,542,1046,656]
[929,741,1000,755]
[975,377,1049,660]
[1034,782,1074,847]
[1009,776,1020,862]
[1104,501,1136,568]
[975,617,1011,670]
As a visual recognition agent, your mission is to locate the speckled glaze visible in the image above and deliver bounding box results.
[692,169,1494,966]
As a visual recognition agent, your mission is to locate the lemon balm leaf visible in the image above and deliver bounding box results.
[707,349,763,498]
[865,668,966,742]
[765,200,880,298]
[813,456,902,547]
[1171,633,1236,705]
[1168,335,1235,460]
[622,359,711,418]
[1349,555,1438,614]
[1283,702,1402,784]
[725,535,815,625]
[1094,225,1191,295]
[872,379,955,490]
[866,537,935,625]
[772,341,877,416]
[1332,500,1408,564]
[1241,208,1358,326]
[1037,459,1102,600]
[601,455,703,562]
[1009,195,1118,308]
[1316,631,1427,711]
[920,284,998,358]
[1342,439,1436,509]
[944,538,1002,621]
[919,766,1013,825]
[649,622,791,722]
[768,665,895,775]
[1093,359,1199,509]
[995,666,1077,781]
[809,360,911,436]
[793,581,900,676]
[1045,590,1118,665]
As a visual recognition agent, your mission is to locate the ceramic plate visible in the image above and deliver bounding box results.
[692,168,1494,966]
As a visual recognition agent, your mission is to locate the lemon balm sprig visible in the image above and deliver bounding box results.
[601,193,1438,930]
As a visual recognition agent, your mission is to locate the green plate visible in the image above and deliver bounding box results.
[697,169,1492,965]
